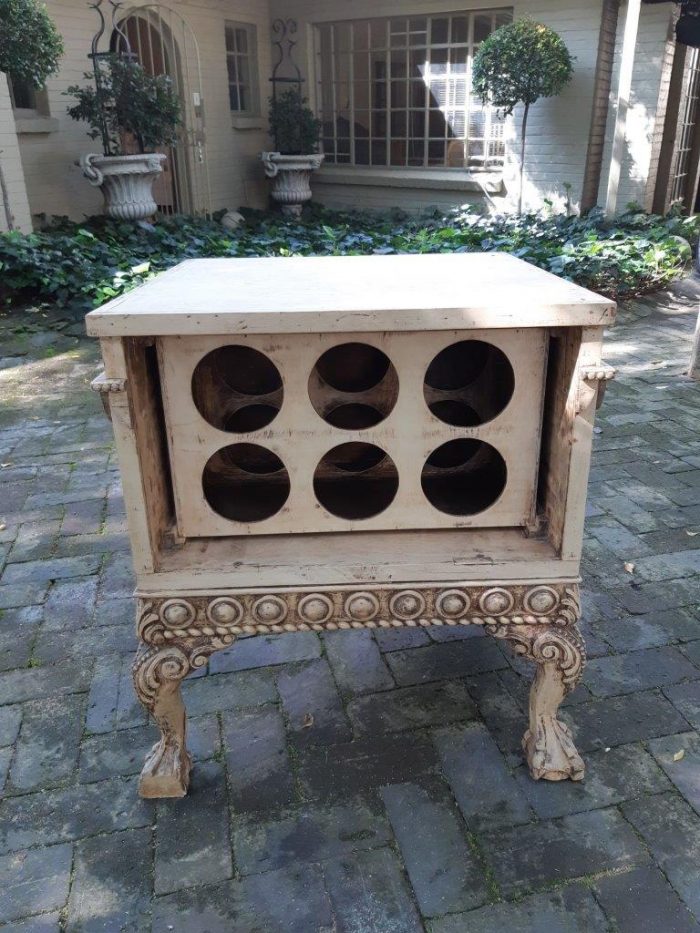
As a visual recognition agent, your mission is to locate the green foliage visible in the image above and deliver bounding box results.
[268,88,321,154]
[0,206,696,315]
[66,55,181,156]
[472,19,574,115]
[0,0,63,87]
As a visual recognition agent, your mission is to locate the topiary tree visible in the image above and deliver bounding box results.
[0,0,63,229]
[268,88,321,154]
[66,55,181,156]
[473,19,573,215]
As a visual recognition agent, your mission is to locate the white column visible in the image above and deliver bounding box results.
[605,0,642,218]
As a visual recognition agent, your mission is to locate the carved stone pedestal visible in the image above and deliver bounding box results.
[132,583,586,796]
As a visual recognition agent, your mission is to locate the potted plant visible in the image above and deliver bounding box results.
[0,0,63,230]
[66,54,181,221]
[473,19,573,215]
[261,87,323,216]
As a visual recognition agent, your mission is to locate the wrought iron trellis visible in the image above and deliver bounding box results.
[88,0,133,155]
[269,18,304,150]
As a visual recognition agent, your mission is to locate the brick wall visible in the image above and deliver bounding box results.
[0,74,32,232]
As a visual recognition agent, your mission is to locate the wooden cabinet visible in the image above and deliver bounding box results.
[88,252,615,798]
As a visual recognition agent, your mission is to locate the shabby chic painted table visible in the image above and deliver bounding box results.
[86,253,615,798]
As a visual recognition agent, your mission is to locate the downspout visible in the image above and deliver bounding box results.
[581,0,621,212]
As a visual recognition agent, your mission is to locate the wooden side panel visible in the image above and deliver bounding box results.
[539,326,605,562]
[124,338,175,565]
[99,337,173,576]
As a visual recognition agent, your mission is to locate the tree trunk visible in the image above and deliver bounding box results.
[518,102,530,216]
[0,154,15,232]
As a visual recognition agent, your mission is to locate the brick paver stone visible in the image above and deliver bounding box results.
[1,273,700,930]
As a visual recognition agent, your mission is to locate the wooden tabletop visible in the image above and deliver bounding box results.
[85,252,616,337]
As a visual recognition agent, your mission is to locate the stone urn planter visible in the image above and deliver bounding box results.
[80,153,167,221]
[261,152,325,216]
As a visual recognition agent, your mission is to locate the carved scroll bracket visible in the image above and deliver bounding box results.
[91,370,127,421]
[578,363,615,413]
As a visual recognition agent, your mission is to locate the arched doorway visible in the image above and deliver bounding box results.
[111,4,212,216]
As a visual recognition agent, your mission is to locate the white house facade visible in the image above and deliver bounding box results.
[1,0,698,230]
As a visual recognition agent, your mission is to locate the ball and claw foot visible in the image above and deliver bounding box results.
[138,736,192,799]
[523,717,585,782]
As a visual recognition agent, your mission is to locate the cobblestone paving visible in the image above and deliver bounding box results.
[0,277,699,931]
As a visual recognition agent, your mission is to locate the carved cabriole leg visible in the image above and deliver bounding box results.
[133,598,237,798]
[133,644,192,797]
[486,621,586,782]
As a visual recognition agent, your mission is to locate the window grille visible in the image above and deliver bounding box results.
[314,10,511,170]
[670,46,700,206]
[225,22,259,115]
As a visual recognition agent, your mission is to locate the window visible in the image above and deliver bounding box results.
[315,10,512,170]
[225,22,259,115]
[8,77,39,112]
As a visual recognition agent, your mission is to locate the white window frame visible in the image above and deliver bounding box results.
[225,21,260,119]
[314,10,511,173]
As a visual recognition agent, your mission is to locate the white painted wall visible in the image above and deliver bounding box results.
[0,74,33,232]
[16,0,273,223]
[599,1,676,212]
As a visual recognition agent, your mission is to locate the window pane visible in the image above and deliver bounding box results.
[224,26,235,52]
[238,56,250,85]
[452,17,468,43]
[370,18,387,47]
[239,85,248,111]
[391,110,406,135]
[428,140,446,165]
[354,110,370,135]
[474,15,493,42]
[371,139,387,164]
[353,21,369,50]
[235,28,248,52]
[336,23,351,53]
[409,81,426,108]
[355,139,370,163]
[229,85,240,110]
[431,18,448,44]
[429,110,445,136]
[354,51,369,82]
[371,110,386,135]
[227,57,238,83]
[10,79,37,109]
[390,81,407,108]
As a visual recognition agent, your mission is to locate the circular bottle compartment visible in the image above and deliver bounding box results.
[421,439,507,516]
[313,442,398,519]
[192,345,283,433]
[203,443,290,522]
[424,340,514,427]
[309,342,399,429]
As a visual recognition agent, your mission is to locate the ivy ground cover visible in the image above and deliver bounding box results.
[0,205,697,314]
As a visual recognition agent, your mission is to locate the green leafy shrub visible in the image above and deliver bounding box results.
[0,206,696,314]
[268,88,321,154]
[473,20,574,214]
[0,0,63,86]
[0,0,63,231]
[66,55,181,156]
